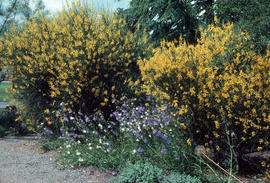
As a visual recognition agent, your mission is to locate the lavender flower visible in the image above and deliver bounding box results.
[63,116,69,122]
[138,147,144,153]
[161,148,167,154]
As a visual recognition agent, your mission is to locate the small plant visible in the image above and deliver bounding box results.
[162,173,202,183]
[0,106,28,137]
[111,161,164,183]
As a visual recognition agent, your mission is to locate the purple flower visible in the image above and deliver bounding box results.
[35,135,41,139]
[112,98,116,103]
[63,116,69,122]
[146,96,151,102]
[161,135,171,145]
[156,131,162,137]
[44,128,53,135]
[143,138,148,143]
[161,148,167,154]
[174,153,179,160]
[138,147,144,153]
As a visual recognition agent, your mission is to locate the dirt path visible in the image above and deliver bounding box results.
[0,136,113,183]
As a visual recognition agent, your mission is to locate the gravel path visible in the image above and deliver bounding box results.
[0,136,113,183]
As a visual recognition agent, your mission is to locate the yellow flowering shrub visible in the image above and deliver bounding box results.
[139,20,270,167]
[0,1,151,131]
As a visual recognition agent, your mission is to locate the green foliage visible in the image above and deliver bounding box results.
[117,0,199,46]
[0,82,12,102]
[111,161,164,183]
[193,0,215,25]
[215,0,270,52]
[0,106,28,137]
[162,173,202,183]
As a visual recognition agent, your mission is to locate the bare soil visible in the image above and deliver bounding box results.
[0,136,114,183]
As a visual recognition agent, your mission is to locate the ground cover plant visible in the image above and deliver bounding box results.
[0,0,269,182]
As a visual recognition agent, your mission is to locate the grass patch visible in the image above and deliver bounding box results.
[0,82,12,102]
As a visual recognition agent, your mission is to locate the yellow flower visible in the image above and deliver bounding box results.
[187,138,192,146]
[214,121,220,129]
[216,146,220,151]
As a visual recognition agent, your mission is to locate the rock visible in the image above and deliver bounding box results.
[238,151,270,175]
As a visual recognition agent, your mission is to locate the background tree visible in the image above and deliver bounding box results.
[116,0,199,46]
[215,0,270,52]
[0,0,47,35]
[192,0,214,25]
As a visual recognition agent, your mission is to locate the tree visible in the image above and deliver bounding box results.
[116,0,199,46]
[0,0,47,35]
[215,0,270,52]
[192,0,215,25]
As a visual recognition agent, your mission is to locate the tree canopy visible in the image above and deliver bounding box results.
[116,0,269,51]
[216,0,270,51]
[117,0,199,46]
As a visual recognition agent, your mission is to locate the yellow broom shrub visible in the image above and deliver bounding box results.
[0,0,151,132]
[139,19,270,167]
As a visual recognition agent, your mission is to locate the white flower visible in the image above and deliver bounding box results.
[67,151,70,154]
[76,151,81,156]
[88,143,92,146]
[98,123,103,129]
[83,130,87,133]
[96,145,101,149]
[99,139,102,144]
[89,147,92,150]
[66,144,71,148]
[78,158,84,162]
[136,139,139,142]
[132,149,137,154]
[70,117,74,120]
[77,140,81,144]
